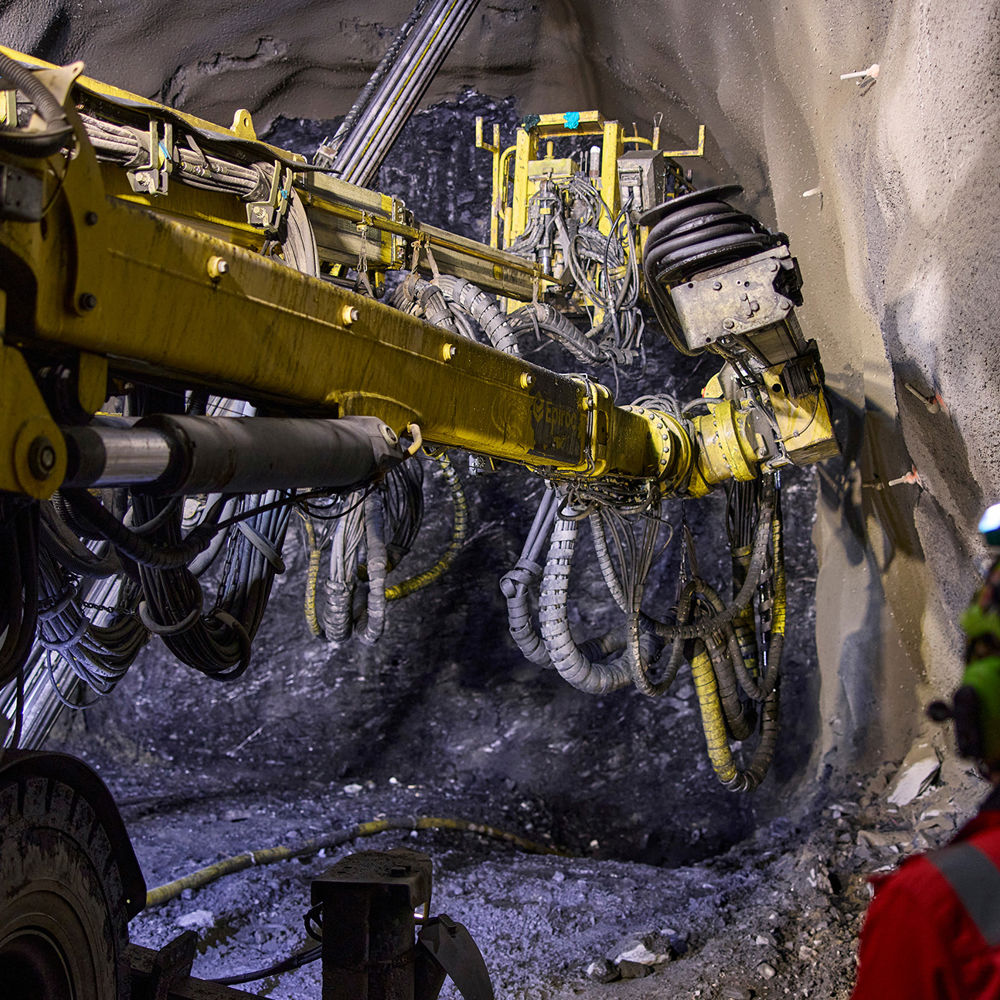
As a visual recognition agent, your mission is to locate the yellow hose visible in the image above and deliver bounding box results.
[770,513,786,637]
[298,512,322,636]
[145,815,564,908]
[691,645,738,785]
[386,453,468,600]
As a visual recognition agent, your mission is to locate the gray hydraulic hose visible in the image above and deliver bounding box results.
[587,510,627,611]
[358,491,388,644]
[500,488,558,665]
[323,504,364,641]
[538,516,632,694]
[392,277,458,334]
[437,275,520,355]
[509,304,608,365]
[626,582,692,698]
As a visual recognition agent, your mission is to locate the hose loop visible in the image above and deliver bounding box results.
[62,488,213,569]
[652,477,775,641]
[538,515,632,694]
[0,52,74,157]
[137,600,201,636]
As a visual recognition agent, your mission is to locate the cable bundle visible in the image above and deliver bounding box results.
[501,469,786,792]
[506,174,644,367]
[312,452,467,644]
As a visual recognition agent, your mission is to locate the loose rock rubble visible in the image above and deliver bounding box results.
[45,728,987,1000]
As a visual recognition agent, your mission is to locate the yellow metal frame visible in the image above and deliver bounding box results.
[508,111,624,247]
[0,50,833,508]
[0,103,678,498]
[0,46,548,302]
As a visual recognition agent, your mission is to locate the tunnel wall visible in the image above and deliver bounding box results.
[6,0,999,780]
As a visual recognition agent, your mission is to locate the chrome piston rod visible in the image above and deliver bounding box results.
[62,415,405,494]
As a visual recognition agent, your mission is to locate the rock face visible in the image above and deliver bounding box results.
[8,0,999,854]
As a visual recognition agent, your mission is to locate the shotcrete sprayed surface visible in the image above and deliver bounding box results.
[7,0,1000,996]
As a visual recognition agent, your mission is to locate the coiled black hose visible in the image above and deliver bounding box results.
[508,303,608,365]
[38,502,120,578]
[643,185,780,284]
[641,186,787,354]
[60,488,213,569]
[0,51,73,157]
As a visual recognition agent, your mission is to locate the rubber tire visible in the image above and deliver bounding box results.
[0,773,131,999]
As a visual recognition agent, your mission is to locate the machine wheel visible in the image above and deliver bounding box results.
[0,772,131,999]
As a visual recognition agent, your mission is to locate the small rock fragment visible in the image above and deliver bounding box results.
[586,959,619,983]
[722,988,753,1000]
[798,945,818,962]
[343,783,363,796]
[856,830,903,850]
[757,962,777,979]
[177,909,214,930]
[615,941,663,966]
[888,743,941,807]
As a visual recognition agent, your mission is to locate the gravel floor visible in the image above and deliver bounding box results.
[46,734,986,1000]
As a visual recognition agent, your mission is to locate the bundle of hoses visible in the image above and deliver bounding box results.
[391,273,519,354]
[78,111,321,276]
[34,539,144,700]
[0,500,40,694]
[506,174,643,364]
[501,476,785,792]
[641,185,792,357]
[315,452,467,643]
[54,389,294,683]
[78,113,270,199]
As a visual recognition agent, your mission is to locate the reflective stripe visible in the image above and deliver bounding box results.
[927,842,1000,947]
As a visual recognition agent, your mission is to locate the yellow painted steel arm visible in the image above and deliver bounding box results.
[0,50,832,506]
[0,108,680,498]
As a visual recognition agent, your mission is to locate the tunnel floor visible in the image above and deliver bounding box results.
[46,721,987,999]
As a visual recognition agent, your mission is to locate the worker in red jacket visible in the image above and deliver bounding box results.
[853,506,1000,997]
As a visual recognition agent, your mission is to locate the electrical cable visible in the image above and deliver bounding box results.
[0,502,40,690]
[649,477,775,641]
[59,488,215,570]
[211,946,322,987]
[0,51,73,157]
[144,815,564,908]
